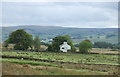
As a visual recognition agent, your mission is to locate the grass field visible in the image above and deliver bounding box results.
[3,62,109,75]
[2,59,118,75]
[1,50,119,65]
[1,50,119,75]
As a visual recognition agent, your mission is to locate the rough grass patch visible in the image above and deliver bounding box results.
[2,58,61,67]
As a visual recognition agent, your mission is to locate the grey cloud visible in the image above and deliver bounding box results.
[1,2,118,28]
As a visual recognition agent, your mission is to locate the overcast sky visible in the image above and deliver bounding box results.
[1,2,118,28]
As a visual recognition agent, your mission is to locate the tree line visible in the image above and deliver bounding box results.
[93,42,120,49]
[75,42,120,49]
[3,29,119,54]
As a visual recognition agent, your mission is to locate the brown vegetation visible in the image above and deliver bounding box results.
[90,48,119,55]
[2,62,46,75]
[2,62,112,75]
[2,60,119,75]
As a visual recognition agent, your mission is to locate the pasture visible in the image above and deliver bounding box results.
[2,58,119,75]
[1,49,119,75]
[2,50,119,65]
[2,61,109,75]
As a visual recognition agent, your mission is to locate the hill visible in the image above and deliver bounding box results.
[1,25,118,44]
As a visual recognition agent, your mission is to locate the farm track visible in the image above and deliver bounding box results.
[1,55,119,67]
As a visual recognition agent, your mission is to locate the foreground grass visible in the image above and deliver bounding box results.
[2,50,119,65]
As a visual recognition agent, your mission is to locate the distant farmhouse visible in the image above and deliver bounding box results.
[60,42,71,52]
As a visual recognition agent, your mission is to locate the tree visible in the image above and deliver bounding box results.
[94,42,112,48]
[52,36,67,52]
[34,36,41,51]
[79,40,93,54]
[47,44,52,51]
[49,35,76,52]
[64,35,76,52]
[6,29,33,50]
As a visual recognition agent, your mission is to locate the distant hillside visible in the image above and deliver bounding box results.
[1,25,118,44]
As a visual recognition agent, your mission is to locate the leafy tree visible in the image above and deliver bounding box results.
[47,44,52,51]
[64,35,76,52]
[79,40,93,54]
[49,35,76,52]
[52,36,67,52]
[34,36,41,51]
[6,29,33,50]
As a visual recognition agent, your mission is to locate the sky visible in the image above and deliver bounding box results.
[1,2,118,28]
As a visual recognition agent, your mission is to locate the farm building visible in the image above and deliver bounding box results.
[60,42,71,52]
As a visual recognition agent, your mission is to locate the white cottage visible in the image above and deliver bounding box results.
[60,42,71,52]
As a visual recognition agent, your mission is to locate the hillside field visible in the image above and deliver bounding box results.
[1,26,119,44]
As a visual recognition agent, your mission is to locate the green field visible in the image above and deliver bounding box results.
[2,61,108,75]
[2,58,61,67]
[1,50,119,75]
[2,50,119,65]
[2,58,118,75]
